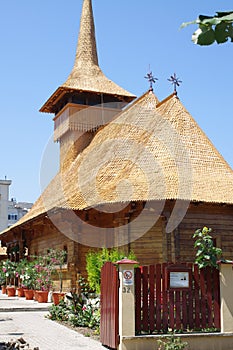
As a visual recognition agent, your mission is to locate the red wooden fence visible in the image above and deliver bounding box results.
[135,263,220,334]
[100,262,119,349]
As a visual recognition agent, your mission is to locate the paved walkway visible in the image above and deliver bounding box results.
[0,291,106,350]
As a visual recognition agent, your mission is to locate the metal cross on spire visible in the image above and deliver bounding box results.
[168,73,182,93]
[144,70,158,91]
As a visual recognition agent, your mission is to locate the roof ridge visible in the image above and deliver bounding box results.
[156,92,177,108]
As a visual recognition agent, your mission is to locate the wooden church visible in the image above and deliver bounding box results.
[1,0,233,290]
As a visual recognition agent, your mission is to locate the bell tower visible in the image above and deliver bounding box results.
[40,0,136,169]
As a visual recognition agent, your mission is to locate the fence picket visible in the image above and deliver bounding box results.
[135,267,142,334]
[149,265,155,332]
[200,269,207,329]
[194,264,200,329]
[175,291,181,330]
[142,266,149,332]
[169,290,175,329]
[162,264,168,331]
[206,267,213,327]
[213,268,220,329]
[182,291,188,330]
[155,264,162,331]
[187,262,194,330]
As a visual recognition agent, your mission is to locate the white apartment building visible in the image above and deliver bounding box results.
[7,199,33,227]
[0,178,12,232]
[0,178,33,231]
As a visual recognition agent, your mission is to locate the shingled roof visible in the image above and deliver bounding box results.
[40,0,135,113]
[2,89,233,234]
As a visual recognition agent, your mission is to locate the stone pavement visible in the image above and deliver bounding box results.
[0,292,106,350]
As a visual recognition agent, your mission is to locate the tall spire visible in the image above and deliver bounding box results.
[40,0,135,113]
[74,0,98,68]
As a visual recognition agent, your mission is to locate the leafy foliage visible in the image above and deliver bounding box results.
[181,11,233,45]
[157,334,188,350]
[0,262,6,285]
[48,291,100,330]
[193,227,222,269]
[86,248,136,294]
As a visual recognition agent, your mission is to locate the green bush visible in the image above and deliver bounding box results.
[157,334,188,350]
[86,248,136,293]
[48,292,100,330]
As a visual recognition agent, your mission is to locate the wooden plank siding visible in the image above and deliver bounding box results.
[3,201,231,291]
[174,203,233,262]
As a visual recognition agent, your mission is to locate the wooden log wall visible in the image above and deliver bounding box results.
[169,203,233,262]
[9,201,232,290]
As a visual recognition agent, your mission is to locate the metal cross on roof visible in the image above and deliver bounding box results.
[144,71,158,91]
[168,73,182,93]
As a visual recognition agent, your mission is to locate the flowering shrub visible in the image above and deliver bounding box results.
[48,275,99,331]
[47,249,67,292]
[15,259,28,287]
[20,261,38,290]
[1,249,67,290]
[1,260,17,286]
[34,263,53,291]
[48,291,100,330]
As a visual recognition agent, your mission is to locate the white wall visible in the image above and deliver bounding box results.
[0,179,11,231]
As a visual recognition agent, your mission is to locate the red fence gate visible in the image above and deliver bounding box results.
[100,262,119,349]
[135,263,220,334]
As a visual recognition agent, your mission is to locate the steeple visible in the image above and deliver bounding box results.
[40,0,136,114]
[69,0,99,71]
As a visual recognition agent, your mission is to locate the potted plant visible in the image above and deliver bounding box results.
[48,249,67,305]
[0,262,6,294]
[15,258,28,297]
[20,261,38,300]
[2,260,17,297]
[34,256,54,303]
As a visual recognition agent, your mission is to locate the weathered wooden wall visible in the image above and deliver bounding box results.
[165,202,233,263]
[2,201,232,289]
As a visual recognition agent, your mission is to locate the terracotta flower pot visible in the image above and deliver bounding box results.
[37,291,48,303]
[52,292,65,305]
[33,290,39,301]
[24,289,34,300]
[17,287,25,297]
[1,285,7,294]
[6,286,16,297]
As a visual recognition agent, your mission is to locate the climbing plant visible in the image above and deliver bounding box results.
[193,227,222,269]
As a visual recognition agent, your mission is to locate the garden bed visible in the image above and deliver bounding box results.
[55,320,100,341]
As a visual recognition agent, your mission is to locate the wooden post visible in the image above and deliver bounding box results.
[219,261,233,333]
[116,258,138,350]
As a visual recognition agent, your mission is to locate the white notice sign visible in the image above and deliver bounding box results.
[169,271,189,288]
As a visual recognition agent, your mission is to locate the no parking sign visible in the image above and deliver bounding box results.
[123,270,134,285]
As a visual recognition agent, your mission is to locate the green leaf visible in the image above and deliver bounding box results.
[215,22,229,43]
[216,12,233,21]
[199,16,221,26]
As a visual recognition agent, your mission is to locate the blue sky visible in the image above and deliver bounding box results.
[0,0,232,203]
